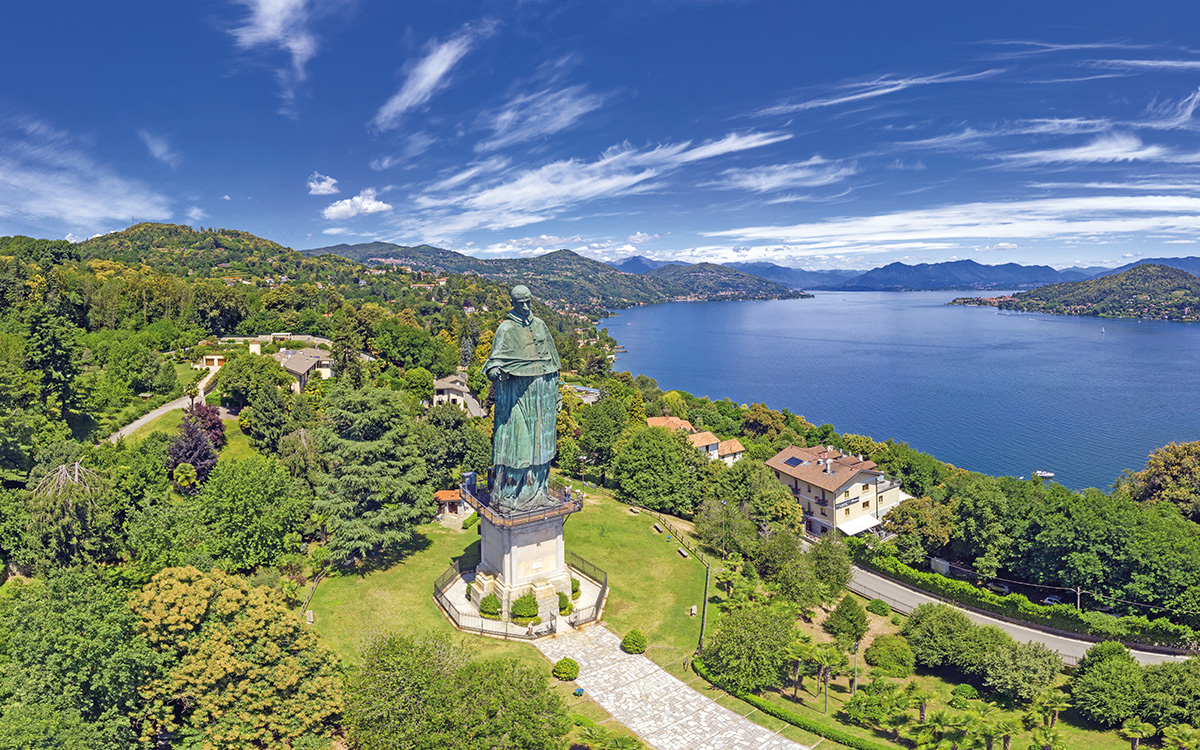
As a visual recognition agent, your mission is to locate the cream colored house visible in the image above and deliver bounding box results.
[433,372,471,408]
[272,347,333,393]
[688,431,746,466]
[766,445,907,537]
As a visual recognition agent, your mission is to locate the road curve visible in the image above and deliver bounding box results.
[850,566,1185,666]
[106,367,218,443]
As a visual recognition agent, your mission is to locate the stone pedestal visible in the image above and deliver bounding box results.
[474,513,571,623]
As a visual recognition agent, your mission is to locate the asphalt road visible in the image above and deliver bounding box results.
[849,566,1186,666]
[106,367,218,443]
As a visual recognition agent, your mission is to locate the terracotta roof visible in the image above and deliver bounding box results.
[765,444,880,493]
[647,416,694,432]
[718,438,745,457]
[688,431,720,449]
[434,489,461,503]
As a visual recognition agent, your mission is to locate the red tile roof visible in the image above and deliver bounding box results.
[717,438,745,457]
[434,489,461,503]
[647,416,694,432]
[688,431,720,449]
[765,444,880,493]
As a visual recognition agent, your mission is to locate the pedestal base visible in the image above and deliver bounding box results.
[472,513,571,623]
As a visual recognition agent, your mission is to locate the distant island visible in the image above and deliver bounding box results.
[950,264,1200,322]
[305,241,809,316]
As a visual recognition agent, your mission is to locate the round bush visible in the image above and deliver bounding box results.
[511,592,539,619]
[863,635,915,678]
[479,593,501,618]
[951,683,979,700]
[553,657,580,681]
[571,576,582,600]
[558,591,573,615]
[621,628,648,654]
[891,614,902,626]
[867,599,892,617]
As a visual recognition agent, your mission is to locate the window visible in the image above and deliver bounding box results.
[820,508,826,516]
[862,483,870,492]
[844,507,850,516]
[844,490,850,499]
[862,500,870,509]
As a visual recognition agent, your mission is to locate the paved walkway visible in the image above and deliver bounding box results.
[106,367,219,443]
[536,625,808,750]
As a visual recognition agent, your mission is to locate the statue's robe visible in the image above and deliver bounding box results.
[484,313,561,512]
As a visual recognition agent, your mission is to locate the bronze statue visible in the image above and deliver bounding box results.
[484,285,562,512]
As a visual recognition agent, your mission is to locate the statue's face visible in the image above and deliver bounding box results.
[512,297,531,318]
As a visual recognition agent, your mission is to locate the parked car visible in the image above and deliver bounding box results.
[984,582,1011,595]
[1041,595,1064,606]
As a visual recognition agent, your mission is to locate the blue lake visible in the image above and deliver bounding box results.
[610,292,1200,490]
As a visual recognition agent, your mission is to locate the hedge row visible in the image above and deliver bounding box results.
[461,512,479,530]
[851,545,1196,649]
[692,658,893,750]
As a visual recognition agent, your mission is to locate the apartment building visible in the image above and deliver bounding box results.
[765,445,908,537]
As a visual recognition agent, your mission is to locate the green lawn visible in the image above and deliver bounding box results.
[219,419,254,460]
[128,409,183,442]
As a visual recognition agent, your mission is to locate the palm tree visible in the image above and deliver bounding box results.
[905,684,937,723]
[786,636,813,701]
[1119,717,1158,750]
[809,642,845,715]
[1029,725,1064,750]
[577,725,611,749]
[1162,723,1200,750]
[1038,690,1071,729]
[884,711,914,741]
[923,709,971,750]
[993,717,1020,750]
[602,736,644,750]
[970,707,1003,750]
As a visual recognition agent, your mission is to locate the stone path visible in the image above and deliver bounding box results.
[536,625,808,750]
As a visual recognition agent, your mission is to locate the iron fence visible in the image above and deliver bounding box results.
[566,551,608,627]
[432,564,556,641]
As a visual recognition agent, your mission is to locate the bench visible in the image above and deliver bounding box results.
[689,605,697,617]
[653,523,663,533]
[305,610,314,625]
[629,507,640,515]
[677,547,689,559]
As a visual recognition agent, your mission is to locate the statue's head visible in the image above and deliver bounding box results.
[510,285,533,318]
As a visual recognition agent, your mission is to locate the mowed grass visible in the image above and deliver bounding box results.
[128,409,184,442]
[128,412,252,461]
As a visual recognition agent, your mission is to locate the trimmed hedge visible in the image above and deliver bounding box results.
[480,593,500,617]
[692,658,893,750]
[559,591,573,615]
[461,512,479,530]
[849,543,1197,648]
[571,576,581,600]
[511,593,539,619]
[951,683,979,700]
[553,657,580,681]
[621,629,648,654]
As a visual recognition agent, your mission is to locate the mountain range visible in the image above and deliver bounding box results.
[304,242,805,314]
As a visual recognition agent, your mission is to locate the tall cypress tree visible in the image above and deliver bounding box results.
[316,383,433,563]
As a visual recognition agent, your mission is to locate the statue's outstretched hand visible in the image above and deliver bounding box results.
[487,366,508,382]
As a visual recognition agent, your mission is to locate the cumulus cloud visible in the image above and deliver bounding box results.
[137,130,182,168]
[0,117,171,230]
[186,206,207,222]
[322,188,392,220]
[975,242,1018,252]
[627,232,660,245]
[307,171,339,195]
[221,194,231,200]
[711,156,858,193]
[372,21,497,131]
[476,85,606,152]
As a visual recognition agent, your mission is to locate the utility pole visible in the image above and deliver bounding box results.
[1076,586,1082,611]
[852,640,860,695]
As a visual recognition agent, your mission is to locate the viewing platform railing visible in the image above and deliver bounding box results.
[459,477,582,528]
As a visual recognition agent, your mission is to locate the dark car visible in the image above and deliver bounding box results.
[984,581,1011,595]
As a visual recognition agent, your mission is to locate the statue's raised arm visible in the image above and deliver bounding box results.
[484,285,562,513]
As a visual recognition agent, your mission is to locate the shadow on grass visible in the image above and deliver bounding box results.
[455,539,482,569]
[354,532,434,575]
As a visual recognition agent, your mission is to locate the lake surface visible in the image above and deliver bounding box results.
[611,292,1200,490]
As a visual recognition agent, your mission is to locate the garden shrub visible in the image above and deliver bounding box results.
[461,512,479,530]
[465,581,472,600]
[951,683,979,700]
[866,599,891,617]
[571,714,596,728]
[947,695,969,709]
[553,658,580,681]
[510,592,541,624]
[890,614,902,626]
[558,591,573,615]
[621,628,648,654]
[479,594,501,619]
[863,635,914,678]
[571,576,581,600]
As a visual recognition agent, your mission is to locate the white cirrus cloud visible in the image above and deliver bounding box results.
[400,130,790,238]
[372,21,498,131]
[705,195,1200,257]
[0,117,171,229]
[322,188,392,220]
[229,0,338,112]
[186,206,207,222]
[369,132,437,171]
[137,129,182,168]
[994,133,1173,167]
[426,156,511,192]
[307,171,339,195]
[711,156,858,193]
[759,69,1003,116]
[476,85,606,152]
[1088,58,1200,72]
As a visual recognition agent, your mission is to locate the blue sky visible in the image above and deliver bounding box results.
[3,2,1200,270]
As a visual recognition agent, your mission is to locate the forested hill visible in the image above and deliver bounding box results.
[644,261,814,299]
[951,264,1200,321]
[79,223,296,273]
[833,258,1085,291]
[305,241,804,313]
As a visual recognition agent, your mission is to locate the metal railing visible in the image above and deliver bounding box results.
[566,551,608,627]
[628,504,713,650]
[460,480,583,528]
[432,563,556,641]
